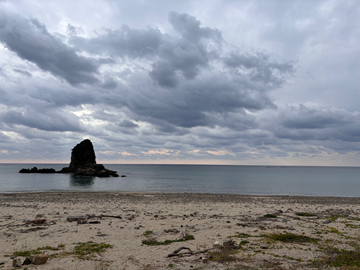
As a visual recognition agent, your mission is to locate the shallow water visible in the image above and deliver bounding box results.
[0,164,359,196]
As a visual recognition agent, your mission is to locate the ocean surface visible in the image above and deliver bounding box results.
[0,164,359,197]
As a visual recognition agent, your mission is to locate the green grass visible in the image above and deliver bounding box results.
[143,230,153,237]
[263,233,318,243]
[346,223,359,229]
[317,245,360,268]
[70,242,113,259]
[263,214,277,218]
[326,215,347,222]
[142,234,195,246]
[207,240,239,263]
[295,212,316,217]
[232,232,252,238]
[6,245,64,257]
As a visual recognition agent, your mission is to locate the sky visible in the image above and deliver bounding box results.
[0,0,359,166]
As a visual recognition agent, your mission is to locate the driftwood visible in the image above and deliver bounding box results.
[167,246,214,257]
[67,214,122,222]
[20,227,47,233]
[0,221,16,227]
[100,214,122,219]
[26,219,46,225]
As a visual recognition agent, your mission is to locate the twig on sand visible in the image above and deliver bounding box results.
[20,227,47,233]
[167,246,214,257]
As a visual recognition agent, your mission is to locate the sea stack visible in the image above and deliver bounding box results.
[59,139,119,177]
[69,139,96,170]
[20,139,119,177]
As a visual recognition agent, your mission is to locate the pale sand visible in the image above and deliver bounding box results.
[1,192,360,269]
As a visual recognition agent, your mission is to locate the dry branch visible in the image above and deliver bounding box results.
[167,247,214,257]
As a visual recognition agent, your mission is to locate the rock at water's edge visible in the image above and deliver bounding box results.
[69,139,96,170]
[19,139,119,177]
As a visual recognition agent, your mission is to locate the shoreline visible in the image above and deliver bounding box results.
[1,192,360,269]
[2,191,360,204]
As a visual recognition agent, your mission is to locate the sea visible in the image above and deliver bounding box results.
[0,164,359,197]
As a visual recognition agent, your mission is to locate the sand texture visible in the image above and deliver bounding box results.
[1,192,360,269]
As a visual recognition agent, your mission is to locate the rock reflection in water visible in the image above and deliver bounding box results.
[69,175,95,187]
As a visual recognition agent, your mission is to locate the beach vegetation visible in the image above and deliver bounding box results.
[232,232,251,238]
[142,234,195,246]
[143,230,153,237]
[207,240,240,263]
[346,223,359,228]
[326,215,346,222]
[263,214,277,218]
[7,244,64,257]
[263,232,318,244]
[69,242,113,259]
[295,212,316,217]
[314,242,360,268]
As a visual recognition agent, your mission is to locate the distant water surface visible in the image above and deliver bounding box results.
[0,164,359,196]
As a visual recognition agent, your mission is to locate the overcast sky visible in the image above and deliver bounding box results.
[0,0,359,165]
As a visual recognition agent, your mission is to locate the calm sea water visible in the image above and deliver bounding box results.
[0,164,359,196]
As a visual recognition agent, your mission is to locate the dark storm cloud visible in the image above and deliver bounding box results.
[69,12,292,132]
[70,25,163,58]
[0,108,84,132]
[13,69,32,77]
[2,2,359,164]
[280,105,351,129]
[168,11,222,42]
[0,10,111,85]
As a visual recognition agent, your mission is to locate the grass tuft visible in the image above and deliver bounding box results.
[142,234,194,246]
[70,242,113,259]
[263,232,318,243]
[263,214,277,218]
[295,212,316,217]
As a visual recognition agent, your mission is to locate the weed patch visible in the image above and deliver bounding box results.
[263,233,318,243]
[207,240,239,263]
[263,214,277,218]
[142,234,194,246]
[295,212,316,217]
[69,242,113,259]
[143,230,153,237]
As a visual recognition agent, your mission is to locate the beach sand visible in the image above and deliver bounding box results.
[1,192,360,269]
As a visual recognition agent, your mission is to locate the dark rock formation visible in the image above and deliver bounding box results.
[69,139,96,170]
[58,139,119,177]
[19,167,56,174]
[19,139,119,177]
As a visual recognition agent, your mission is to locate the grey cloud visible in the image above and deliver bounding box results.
[168,11,221,42]
[13,68,32,77]
[280,105,351,129]
[0,108,84,132]
[119,120,138,128]
[101,78,118,89]
[70,25,163,58]
[148,61,178,87]
[0,11,108,85]
[223,51,294,89]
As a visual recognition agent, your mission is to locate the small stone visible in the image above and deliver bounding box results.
[22,257,32,265]
[10,255,17,259]
[30,254,49,265]
[12,258,22,268]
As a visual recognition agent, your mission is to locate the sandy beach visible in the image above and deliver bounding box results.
[1,192,360,269]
